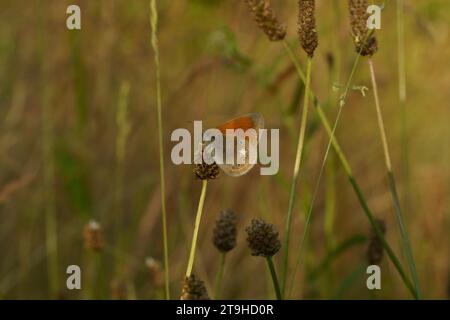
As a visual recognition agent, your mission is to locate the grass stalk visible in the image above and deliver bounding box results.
[281,55,312,295]
[185,179,208,277]
[368,58,421,299]
[214,252,225,299]
[397,0,407,103]
[266,256,282,300]
[149,0,170,299]
[38,0,58,299]
[284,41,362,298]
[282,41,417,299]
[115,81,130,274]
[397,0,412,216]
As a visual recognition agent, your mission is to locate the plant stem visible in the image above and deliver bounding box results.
[149,0,170,299]
[397,0,412,224]
[214,252,225,300]
[368,58,421,299]
[115,81,130,276]
[281,55,312,295]
[368,60,392,170]
[266,256,282,300]
[38,0,58,299]
[282,41,417,299]
[185,179,208,277]
[397,0,407,103]
[284,41,362,298]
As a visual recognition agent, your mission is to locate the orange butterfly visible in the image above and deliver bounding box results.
[209,113,265,177]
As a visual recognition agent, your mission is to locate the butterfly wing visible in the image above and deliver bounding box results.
[215,113,264,177]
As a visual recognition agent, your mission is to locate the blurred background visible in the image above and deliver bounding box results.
[0,0,449,299]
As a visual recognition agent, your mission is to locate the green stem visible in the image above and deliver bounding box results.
[286,52,360,296]
[284,41,361,298]
[214,253,225,300]
[281,56,312,295]
[368,59,421,299]
[149,0,170,299]
[185,179,208,277]
[266,257,282,300]
[282,41,417,299]
[348,176,416,298]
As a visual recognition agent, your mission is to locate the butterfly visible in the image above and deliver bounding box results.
[203,113,265,177]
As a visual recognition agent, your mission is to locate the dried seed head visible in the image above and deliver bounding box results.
[83,220,104,252]
[367,218,386,265]
[180,275,210,300]
[193,143,220,180]
[193,162,220,180]
[246,218,281,257]
[298,0,318,57]
[145,257,163,287]
[213,209,238,253]
[111,280,128,300]
[245,0,286,41]
[349,0,378,56]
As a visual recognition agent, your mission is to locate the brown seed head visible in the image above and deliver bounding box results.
[349,0,378,56]
[298,0,318,57]
[83,220,104,252]
[180,275,210,300]
[367,218,386,265]
[193,143,220,180]
[245,0,286,41]
[246,218,281,257]
[193,162,220,180]
[213,209,238,253]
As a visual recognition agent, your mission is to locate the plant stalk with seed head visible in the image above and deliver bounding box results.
[282,40,418,299]
[149,0,170,299]
[281,0,317,295]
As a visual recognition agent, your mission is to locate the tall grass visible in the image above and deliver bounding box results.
[368,58,421,298]
[285,42,364,298]
[38,0,58,299]
[397,0,412,232]
[282,40,418,299]
[115,81,130,269]
[281,53,312,294]
[281,0,318,295]
[149,0,170,299]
